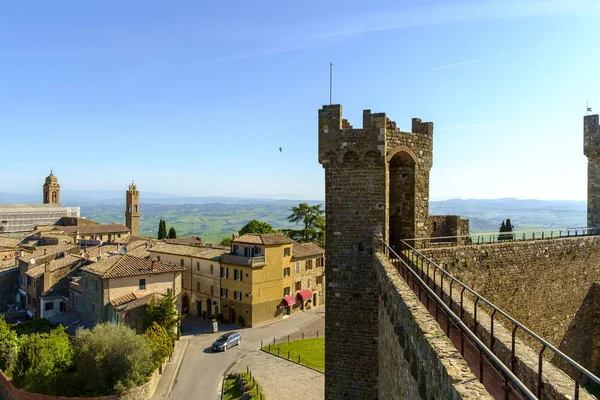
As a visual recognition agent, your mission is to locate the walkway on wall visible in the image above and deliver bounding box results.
[383,241,600,400]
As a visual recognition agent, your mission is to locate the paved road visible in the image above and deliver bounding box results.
[167,307,325,400]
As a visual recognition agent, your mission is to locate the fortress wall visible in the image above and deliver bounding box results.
[420,236,600,375]
[375,251,492,400]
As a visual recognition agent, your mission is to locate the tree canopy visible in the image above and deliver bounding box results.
[157,219,167,239]
[239,220,274,235]
[168,227,177,239]
[0,316,19,375]
[142,292,181,341]
[287,203,325,242]
[220,237,232,246]
[498,218,515,242]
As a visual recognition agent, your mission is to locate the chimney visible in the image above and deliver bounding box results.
[43,248,47,255]
[151,259,155,270]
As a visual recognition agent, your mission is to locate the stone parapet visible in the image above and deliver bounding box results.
[375,251,493,399]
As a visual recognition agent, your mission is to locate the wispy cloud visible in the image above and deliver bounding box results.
[436,120,520,131]
[430,45,550,71]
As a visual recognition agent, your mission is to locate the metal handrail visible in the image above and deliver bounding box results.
[403,226,600,246]
[382,241,536,399]
[400,239,600,396]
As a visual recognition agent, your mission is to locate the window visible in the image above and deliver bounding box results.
[221,267,229,278]
[117,234,121,238]
[295,262,300,273]
[233,291,242,301]
[306,260,313,270]
[210,264,214,274]
[284,247,291,257]
[316,275,323,285]
[225,268,229,278]
[233,269,238,280]
[295,281,301,291]
[99,235,103,240]
[210,286,214,296]
[157,256,161,262]
[307,279,311,288]
[284,267,291,277]
[220,288,228,298]
[139,279,146,290]
[316,257,322,268]
[196,282,200,292]
[44,302,54,311]
[60,302,65,312]
[283,287,291,296]
[180,259,184,267]
[196,261,200,271]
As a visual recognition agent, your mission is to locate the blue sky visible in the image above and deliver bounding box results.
[1,0,599,200]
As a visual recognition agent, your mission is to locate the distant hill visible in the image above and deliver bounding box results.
[0,192,587,242]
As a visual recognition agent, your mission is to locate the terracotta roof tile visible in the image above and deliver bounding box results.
[26,255,82,277]
[102,255,185,279]
[61,224,130,235]
[17,243,79,262]
[233,234,295,246]
[149,242,228,260]
[112,293,158,312]
[292,242,325,260]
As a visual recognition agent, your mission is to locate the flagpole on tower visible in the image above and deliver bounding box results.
[329,62,333,105]
[587,101,592,115]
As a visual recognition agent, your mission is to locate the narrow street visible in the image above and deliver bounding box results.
[163,306,325,400]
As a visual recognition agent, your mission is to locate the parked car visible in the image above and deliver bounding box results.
[212,332,241,351]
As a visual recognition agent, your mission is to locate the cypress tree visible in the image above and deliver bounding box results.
[168,227,177,239]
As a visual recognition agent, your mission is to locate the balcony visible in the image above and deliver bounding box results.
[221,254,266,267]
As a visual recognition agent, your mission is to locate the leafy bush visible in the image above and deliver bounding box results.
[146,322,172,370]
[142,292,181,341]
[73,323,154,395]
[0,316,19,375]
[10,319,58,335]
[12,327,72,395]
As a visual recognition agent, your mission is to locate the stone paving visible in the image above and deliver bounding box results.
[231,350,324,400]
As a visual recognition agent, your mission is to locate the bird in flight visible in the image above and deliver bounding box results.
[279,147,283,152]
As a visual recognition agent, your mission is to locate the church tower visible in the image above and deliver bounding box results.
[43,170,60,206]
[584,113,600,227]
[125,182,140,237]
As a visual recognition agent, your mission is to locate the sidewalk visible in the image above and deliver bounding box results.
[151,338,189,400]
[229,350,324,400]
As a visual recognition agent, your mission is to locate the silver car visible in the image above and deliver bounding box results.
[212,332,241,351]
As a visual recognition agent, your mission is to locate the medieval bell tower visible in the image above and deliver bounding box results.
[584,113,600,227]
[125,182,140,237]
[43,170,60,206]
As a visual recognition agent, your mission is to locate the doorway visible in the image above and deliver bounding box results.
[182,294,190,314]
[196,301,201,317]
[313,293,317,306]
[206,299,212,318]
[229,308,236,324]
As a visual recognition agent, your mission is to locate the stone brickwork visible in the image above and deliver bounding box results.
[584,114,600,226]
[72,271,105,324]
[125,184,140,237]
[420,236,600,376]
[251,299,281,326]
[0,267,18,312]
[426,215,470,245]
[375,249,492,399]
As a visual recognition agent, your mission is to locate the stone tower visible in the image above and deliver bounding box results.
[42,170,60,206]
[125,182,140,237]
[318,105,433,399]
[584,113,600,227]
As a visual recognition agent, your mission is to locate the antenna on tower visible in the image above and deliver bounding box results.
[329,62,333,105]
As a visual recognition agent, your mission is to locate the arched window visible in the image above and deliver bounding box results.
[52,192,57,203]
[127,205,131,213]
[134,205,138,213]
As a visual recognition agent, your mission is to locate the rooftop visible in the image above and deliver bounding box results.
[61,224,130,235]
[150,242,229,260]
[84,254,185,279]
[111,292,158,312]
[17,243,79,263]
[233,233,295,246]
[26,254,82,277]
[292,242,325,259]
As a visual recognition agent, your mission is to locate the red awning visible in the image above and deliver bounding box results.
[282,295,296,307]
[296,289,312,302]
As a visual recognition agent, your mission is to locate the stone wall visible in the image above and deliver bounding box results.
[0,365,161,400]
[0,267,18,312]
[584,114,600,226]
[420,236,600,375]
[375,251,492,399]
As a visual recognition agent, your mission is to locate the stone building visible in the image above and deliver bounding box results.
[220,233,296,326]
[69,254,184,332]
[584,113,600,227]
[42,170,60,206]
[0,171,80,233]
[148,242,227,318]
[291,242,325,309]
[318,104,471,398]
[60,223,130,245]
[125,183,140,237]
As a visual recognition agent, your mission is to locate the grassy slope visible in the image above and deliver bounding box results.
[262,337,325,372]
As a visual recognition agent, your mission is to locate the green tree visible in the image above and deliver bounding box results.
[157,219,167,240]
[168,227,177,239]
[12,327,73,395]
[498,219,515,242]
[146,322,172,370]
[73,323,154,395]
[142,292,181,341]
[220,237,232,247]
[288,203,325,242]
[239,220,274,235]
[0,316,19,375]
